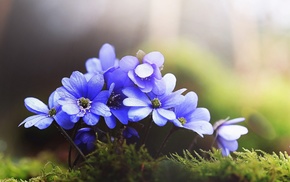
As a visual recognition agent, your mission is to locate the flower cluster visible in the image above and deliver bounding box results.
[20,43,248,157]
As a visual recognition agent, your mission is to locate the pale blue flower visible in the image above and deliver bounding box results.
[74,127,96,154]
[119,51,164,93]
[102,68,134,128]
[85,43,119,80]
[213,118,248,156]
[123,73,185,126]
[123,126,139,139]
[171,91,213,137]
[19,91,74,130]
[56,71,111,126]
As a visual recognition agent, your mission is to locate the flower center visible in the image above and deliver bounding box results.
[151,98,161,108]
[48,108,57,117]
[178,117,187,125]
[78,97,92,111]
[107,92,122,109]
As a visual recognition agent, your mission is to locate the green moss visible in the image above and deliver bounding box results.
[169,148,290,182]
[66,140,159,182]
[24,139,158,182]
[41,144,290,181]
[3,142,290,181]
[0,153,44,180]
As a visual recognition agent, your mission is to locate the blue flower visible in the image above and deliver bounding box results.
[102,68,134,128]
[123,73,185,126]
[122,126,140,144]
[119,51,164,93]
[74,127,96,154]
[123,126,139,139]
[85,43,119,80]
[56,71,111,126]
[19,91,74,130]
[213,118,248,156]
[171,92,213,137]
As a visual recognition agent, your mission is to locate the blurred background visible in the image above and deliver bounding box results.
[1,0,290,159]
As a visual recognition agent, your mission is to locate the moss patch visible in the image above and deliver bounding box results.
[2,143,290,181]
[169,148,290,182]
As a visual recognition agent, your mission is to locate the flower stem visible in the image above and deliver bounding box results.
[53,123,86,166]
[141,119,153,146]
[187,133,198,151]
[211,133,218,148]
[155,125,178,158]
[68,122,83,168]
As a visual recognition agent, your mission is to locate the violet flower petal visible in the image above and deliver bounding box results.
[152,109,168,126]
[24,97,49,114]
[104,116,117,129]
[99,43,116,71]
[123,98,149,107]
[135,63,153,78]
[143,51,164,67]
[83,112,100,126]
[218,125,248,140]
[184,121,213,137]
[128,107,152,122]
[34,117,54,130]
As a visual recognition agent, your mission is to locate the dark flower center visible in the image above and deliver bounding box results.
[151,98,161,108]
[48,108,57,117]
[178,117,187,125]
[107,92,122,109]
[78,97,92,110]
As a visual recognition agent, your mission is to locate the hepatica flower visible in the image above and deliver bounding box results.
[123,73,185,126]
[120,51,164,93]
[171,91,213,137]
[103,68,134,128]
[74,127,96,155]
[20,42,252,163]
[19,91,74,130]
[85,43,119,80]
[123,126,139,139]
[122,126,140,144]
[56,71,111,126]
[213,118,248,156]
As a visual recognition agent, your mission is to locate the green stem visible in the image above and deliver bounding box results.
[155,125,178,158]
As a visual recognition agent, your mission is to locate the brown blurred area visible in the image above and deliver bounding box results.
[0,0,150,156]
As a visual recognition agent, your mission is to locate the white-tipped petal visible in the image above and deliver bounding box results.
[24,97,49,114]
[218,125,248,140]
[184,121,213,137]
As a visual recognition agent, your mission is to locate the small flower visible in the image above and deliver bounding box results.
[123,73,185,126]
[123,126,139,139]
[102,68,134,128]
[56,71,111,126]
[74,127,96,154]
[119,51,164,93]
[171,92,213,137]
[85,43,119,80]
[122,126,140,145]
[19,91,74,130]
[213,118,248,156]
